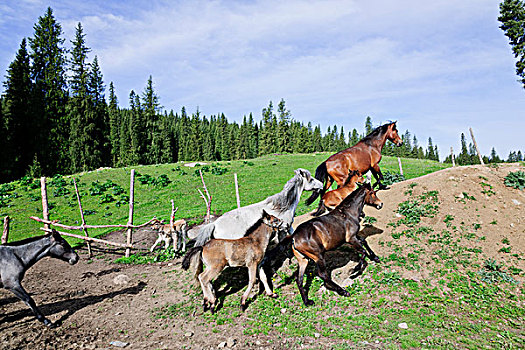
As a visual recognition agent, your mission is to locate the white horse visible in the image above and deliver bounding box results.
[194,168,323,247]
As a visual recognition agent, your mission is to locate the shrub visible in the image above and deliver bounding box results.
[382,171,405,186]
[504,170,525,190]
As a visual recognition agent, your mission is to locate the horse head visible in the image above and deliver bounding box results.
[386,121,403,147]
[365,183,383,210]
[295,168,323,192]
[48,230,79,265]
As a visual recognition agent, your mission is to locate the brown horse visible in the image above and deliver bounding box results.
[182,210,287,313]
[306,121,402,205]
[291,183,382,305]
[312,170,371,216]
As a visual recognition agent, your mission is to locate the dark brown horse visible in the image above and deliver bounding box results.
[306,121,402,205]
[291,183,382,305]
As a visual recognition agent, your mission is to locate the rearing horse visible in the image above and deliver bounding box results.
[306,121,402,205]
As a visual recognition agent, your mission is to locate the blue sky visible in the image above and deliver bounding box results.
[1,0,524,160]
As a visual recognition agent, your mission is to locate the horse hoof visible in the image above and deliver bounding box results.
[241,303,247,312]
[379,185,390,190]
[304,300,315,306]
[268,293,278,299]
[341,290,351,297]
[372,256,381,263]
[43,319,55,328]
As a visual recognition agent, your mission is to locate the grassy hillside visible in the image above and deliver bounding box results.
[0,153,449,244]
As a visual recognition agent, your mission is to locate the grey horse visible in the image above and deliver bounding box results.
[194,168,323,246]
[0,230,79,327]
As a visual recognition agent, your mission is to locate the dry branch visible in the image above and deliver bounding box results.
[198,170,212,223]
[40,177,49,230]
[40,228,132,249]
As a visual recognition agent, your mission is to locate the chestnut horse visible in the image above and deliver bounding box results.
[312,170,368,216]
[306,121,402,206]
[292,183,383,305]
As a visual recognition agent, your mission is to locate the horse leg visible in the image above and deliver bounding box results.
[347,236,369,279]
[315,257,350,297]
[258,264,277,298]
[241,264,258,311]
[180,227,187,252]
[293,247,314,306]
[358,236,380,263]
[150,235,163,252]
[6,282,53,327]
[371,164,389,190]
[199,266,222,313]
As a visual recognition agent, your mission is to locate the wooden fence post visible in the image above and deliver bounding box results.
[40,177,49,230]
[234,173,241,209]
[397,157,404,176]
[450,147,456,167]
[126,169,135,257]
[2,216,9,244]
[73,178,92,258]
[469,127,485,165]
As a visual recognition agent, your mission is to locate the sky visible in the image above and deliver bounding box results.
[1,0,524,160]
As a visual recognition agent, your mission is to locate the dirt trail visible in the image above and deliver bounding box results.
[1,163,523,349]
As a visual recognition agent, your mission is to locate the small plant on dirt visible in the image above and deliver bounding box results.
[478,259,516,284]
[362,216,377,225]
[394,191,439,227]
[443,214,454,227]
[490,220,498,225]
[498,246,512,253]
[115,247,179,264]
[472,223,481,230]
[501,237,510,245]
[504,170,525,190]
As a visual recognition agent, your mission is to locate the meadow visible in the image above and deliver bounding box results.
[0,153,448,243]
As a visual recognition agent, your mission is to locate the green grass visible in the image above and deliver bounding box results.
[0,153,448,244]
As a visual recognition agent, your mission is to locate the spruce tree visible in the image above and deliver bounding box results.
[29,7,68,174]
[87,55,109,168]
[277,99,291,153]
[108,82,120,166]
[142,76,161,163]
[2,38,33,180]
[364,116,373,136]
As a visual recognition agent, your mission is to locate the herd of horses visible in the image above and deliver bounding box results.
[0,121,402,326]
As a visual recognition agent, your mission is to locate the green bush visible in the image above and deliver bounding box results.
[382,170,405,186]
[504,170,525,190]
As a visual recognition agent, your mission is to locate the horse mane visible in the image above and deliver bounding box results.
[244,216,266,237]
[4,234,48,246]
[361,122,395,146]
[265,173,303,212]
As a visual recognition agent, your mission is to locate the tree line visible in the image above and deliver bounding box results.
[2,7,519,184]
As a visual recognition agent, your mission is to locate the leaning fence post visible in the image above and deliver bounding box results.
[125,169,135,257]
[2,216,9,244]
[469,127,485,165]
[40,177,50,230]
[73,178,92,258]
[450,147,456,167]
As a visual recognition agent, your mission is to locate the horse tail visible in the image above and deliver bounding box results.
[194,223,215,247]
[305,162,329,205]
[311,199,327,217]
[182,246,203,270]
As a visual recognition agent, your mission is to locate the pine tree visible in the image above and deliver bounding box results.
[276,99,291,153]
[2,38,33,180]
[108,82,120,166]
[142,76,161,163]
[87,55,109,168]
[489,147,501,163]
[29,7,68,174]
[364,116,373,136]
[499,0,525,89]
[312,125,322,152]
[259,101,274,155]
[457,133,469,165]
[129,91,144,164]
[0,97,6,181]
[349,128,360,146]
